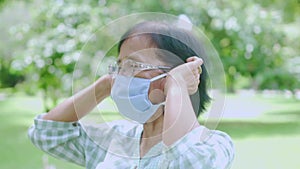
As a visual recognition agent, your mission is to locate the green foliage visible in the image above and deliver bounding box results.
[0,1,31,89]
[10,0,111,110]
[0,60,24,88]
[182,0,300,91]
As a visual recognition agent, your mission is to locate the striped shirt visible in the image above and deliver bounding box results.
[28,114,234,169]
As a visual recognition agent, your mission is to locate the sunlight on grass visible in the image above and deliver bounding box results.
[232,136,300,169]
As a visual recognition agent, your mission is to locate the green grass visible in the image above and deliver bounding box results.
[0,92,299,169]
[218,94,300,169]
[232,136,300,169]
[0,94,83,169]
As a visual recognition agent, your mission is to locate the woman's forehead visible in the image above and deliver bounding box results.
[118,36,163,65]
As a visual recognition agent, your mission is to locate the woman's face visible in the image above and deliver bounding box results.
[118,35,166,121]
[118,35,164,77]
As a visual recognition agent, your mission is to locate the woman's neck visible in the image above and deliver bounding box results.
[142,114,163,138]
[140,114,164,157]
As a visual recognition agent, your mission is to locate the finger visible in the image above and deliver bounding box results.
[195,73,200,83]
[197,73,200,80]
[192,68,198,75]
[198,66,202,74]
[191,81,199,94]
[191,64,202,77]
[186,56,198,62]
[186,57,203,64]
[195,58,204,67]
[187,58,203,70]
[191,65,202,76]
[193,73,200,84]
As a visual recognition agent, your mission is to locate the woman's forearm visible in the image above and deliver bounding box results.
[43,75,112,122]
[163,78,200,146]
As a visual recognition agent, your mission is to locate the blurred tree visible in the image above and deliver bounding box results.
[12,0,109,111]
[2,0,299,111]
[103,0,300,91]
[0,2,30,88]
[164,0,300,92]
[0,60,24,88]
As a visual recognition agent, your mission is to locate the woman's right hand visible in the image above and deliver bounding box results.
[44,74,114,122]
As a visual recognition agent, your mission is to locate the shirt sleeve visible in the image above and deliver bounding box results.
[162,126,235,169]
[28,114,87,166]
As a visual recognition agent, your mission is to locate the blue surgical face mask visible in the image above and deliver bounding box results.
[111,73,167,124]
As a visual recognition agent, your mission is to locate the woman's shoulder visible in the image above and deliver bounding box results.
[165,126,235,169]
[192,126,234,146]
[209,128,233,141]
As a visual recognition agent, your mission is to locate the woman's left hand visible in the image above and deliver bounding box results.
[165,56,203,95]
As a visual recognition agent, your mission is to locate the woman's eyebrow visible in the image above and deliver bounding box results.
[117,55,134,64]
[117,56,128,65]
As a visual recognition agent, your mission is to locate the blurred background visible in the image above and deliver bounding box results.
[0,0,299,169]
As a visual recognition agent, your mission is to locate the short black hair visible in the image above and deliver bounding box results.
[118,21,211,117]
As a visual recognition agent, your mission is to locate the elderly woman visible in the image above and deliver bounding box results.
[28,21,234,169]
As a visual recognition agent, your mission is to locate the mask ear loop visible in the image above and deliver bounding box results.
[150,73,168,82]
[149,73,168,106]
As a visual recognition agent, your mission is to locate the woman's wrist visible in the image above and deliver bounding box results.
[94,74,112,102]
